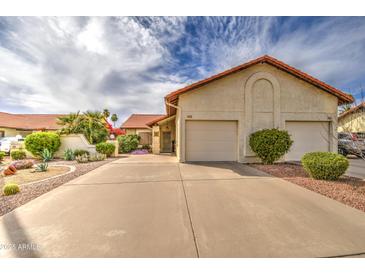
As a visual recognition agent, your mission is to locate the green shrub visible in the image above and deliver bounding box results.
[24,132,61,157]
[0,151,5,162]
[117,134,140,153]
[34,162,48,172]
[63,149,75,161]
[96,142,115,157]
[74,149,90,157]
[301,152,349,180]
[142,144,151,150]
[249,128,293,164]
[89,152,106,162]
[41,148,53,162]
[3,183,20,196]
[75,154,89,163]
[10,149,26,160]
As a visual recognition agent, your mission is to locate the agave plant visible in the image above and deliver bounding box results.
[34,162,48,172]
[63,149,75,161]
[41,148,53,162]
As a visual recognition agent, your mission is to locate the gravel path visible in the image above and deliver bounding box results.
[252,163,365,212]
[0,158,117,216]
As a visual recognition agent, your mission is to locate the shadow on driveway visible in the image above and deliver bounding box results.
[2,212,40,257]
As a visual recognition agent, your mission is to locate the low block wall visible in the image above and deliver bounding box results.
[55,134,96,158]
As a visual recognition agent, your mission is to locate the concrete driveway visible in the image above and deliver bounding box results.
[1,154,365,258]
[347,157,365,179]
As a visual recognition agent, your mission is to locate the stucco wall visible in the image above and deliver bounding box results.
[55,134,96,157]
[176,63,338,162]
[338,112,365,132]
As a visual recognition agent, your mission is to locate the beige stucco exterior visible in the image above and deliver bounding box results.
[151,116,176,154]
[338,111,365,132]
[125,128,152,135]
[0,127,38,138]
[169,63,338,162]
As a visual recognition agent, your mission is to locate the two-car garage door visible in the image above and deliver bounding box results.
[186,120,237,161]
[185,120,330,162]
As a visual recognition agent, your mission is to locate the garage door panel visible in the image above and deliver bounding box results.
[286,121,330,161]
[186,121,237,161]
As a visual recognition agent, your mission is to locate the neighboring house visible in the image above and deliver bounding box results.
[0,112,64,138]
[146,55,353,162]
[338,102,365,133]
[121,114,165,145]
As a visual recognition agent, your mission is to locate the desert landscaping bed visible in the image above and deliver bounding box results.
[3,165,72,185]
[252,163,365,212]
[0,158,117,216]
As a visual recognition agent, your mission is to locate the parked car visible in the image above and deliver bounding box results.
[0,135,24,154]
[338,132,365,159]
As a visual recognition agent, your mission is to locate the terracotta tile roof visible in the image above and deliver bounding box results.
[339,102,365,119]
[121,114,165,129]
[146,115,170,127]
[0,112,65,130]
[165,55,354,106]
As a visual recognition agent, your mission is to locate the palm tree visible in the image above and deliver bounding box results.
[82,111,108,144]
[57,111,83,134]
[103,109,110,119]
[111,113,118,127]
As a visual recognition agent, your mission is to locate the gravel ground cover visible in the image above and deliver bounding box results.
[252,163,365,212]
[0,158,117,216]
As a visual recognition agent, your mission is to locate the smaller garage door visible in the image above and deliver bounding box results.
[186,120,237,161]
[286,121,330,161]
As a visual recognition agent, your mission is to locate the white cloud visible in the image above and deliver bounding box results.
[0,17,185,122]
[0,17,364,123]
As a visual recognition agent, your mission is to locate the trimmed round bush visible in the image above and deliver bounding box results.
[24,132,61,157]
[301,152,349,180]
[96,142,115,157]
[249,128,293,164]
[3,183,20,196]
[10,149,26,160]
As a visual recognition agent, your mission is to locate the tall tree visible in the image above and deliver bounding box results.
[111,113,118,127]
[58,111,108,144]
[103,109,110,119]
[57,111,82,134]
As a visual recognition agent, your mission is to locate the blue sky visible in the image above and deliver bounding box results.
[0,16,364,124]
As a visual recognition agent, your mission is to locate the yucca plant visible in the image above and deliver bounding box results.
[41,148,53,162]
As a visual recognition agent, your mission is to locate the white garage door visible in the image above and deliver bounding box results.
[186,120,237,161]
[286,121,330,161]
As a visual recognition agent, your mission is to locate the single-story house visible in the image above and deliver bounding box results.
[146,55,353,162]
[121,114,165,145]
[0,112,64,138]
[338,102,365,133]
